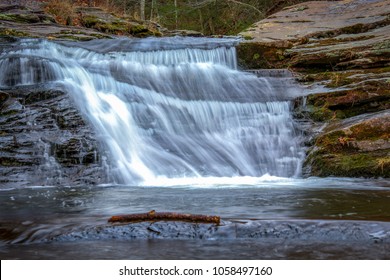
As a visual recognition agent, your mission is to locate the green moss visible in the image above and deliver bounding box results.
[303,71,354,88]
[252,53,260,60]
[236,43,290,69]
[306,150,390,178]
[326,72,353,88]
[243,35,254,40]
[0,13,40,23]
[55,35,93,41]
[316,130,346,148]
[292,6,309,12]
[307,104,335,121]
[0,28,29,37]
[0,14,13,21]
[339,154,375,171]
[349,119,390,141]
[375,66,390,73]
[276,50,285,60]
[57,29,111,40]
[129,24,154,37]
[83,17,133,35]
[81,15,101,28]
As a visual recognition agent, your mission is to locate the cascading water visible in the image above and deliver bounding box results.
[2,37,390,261]
[0,37,305,186]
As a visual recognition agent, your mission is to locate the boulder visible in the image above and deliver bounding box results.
[304,111,389,177]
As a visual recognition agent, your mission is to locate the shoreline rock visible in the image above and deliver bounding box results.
[239,0,390,178]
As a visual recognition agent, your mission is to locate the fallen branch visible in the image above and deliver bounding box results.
[108,210,220,225]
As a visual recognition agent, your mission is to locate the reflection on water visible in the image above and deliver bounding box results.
[0,177,389,259]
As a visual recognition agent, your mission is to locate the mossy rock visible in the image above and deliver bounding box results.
[58,29,112,40]
[81,15,102,28]
[305,111,390,178]
[129,24,154,37]
[0,12,41,23]
[82,15,129,35]
[236,42,291,69]
[0,28,29,37]
[307,150,390,178]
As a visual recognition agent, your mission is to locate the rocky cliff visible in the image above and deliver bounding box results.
[239,0,389,178]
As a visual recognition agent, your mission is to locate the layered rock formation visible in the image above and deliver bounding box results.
[239,0,389,177]
[0,2,162,41]
[0,78,106,188]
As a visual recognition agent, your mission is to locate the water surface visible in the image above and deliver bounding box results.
[1,177,389,259]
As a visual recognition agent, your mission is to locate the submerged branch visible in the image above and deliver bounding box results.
[108,210,221,225]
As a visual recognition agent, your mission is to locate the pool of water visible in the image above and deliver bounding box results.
[1,177,389,259]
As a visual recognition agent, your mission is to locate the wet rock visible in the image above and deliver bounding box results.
[44,220,390,244]
[0,85,106,188]
[0,90,9,106]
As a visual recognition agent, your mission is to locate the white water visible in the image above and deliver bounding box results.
[0,37,305,185]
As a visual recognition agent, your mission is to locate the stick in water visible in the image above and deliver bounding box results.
[108,210,220,225]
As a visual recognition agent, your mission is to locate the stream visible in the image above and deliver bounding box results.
[0,37,389,259]
[1,177,389,259]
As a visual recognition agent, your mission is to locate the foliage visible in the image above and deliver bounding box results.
[41,0,311,35]
[44,0,75,25]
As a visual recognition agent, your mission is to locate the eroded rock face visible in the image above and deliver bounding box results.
[238,0,390,178]
[0,85,107,188]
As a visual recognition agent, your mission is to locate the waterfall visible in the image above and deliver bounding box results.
[0,37,304,186]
